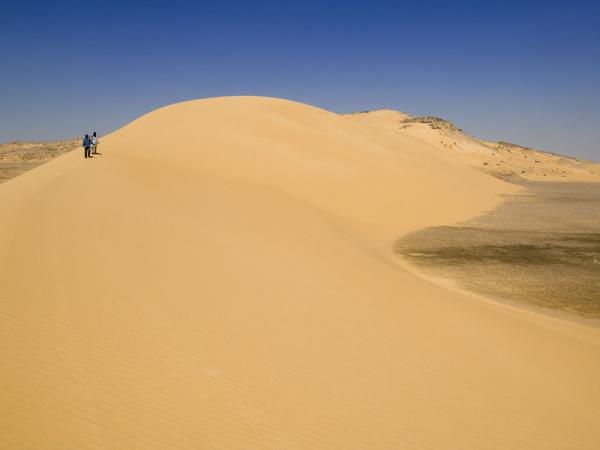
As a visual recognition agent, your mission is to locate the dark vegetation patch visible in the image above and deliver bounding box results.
[401,116,462,132]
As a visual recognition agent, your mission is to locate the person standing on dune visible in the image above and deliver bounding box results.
[91,132,99,154]
[82,134,92,159]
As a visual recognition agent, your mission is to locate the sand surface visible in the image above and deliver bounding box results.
[1,97,600,449]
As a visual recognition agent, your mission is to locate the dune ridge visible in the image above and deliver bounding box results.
[1,96,599,449]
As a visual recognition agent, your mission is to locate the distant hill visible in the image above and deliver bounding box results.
[346,110,600,182]
[0,139,78,183]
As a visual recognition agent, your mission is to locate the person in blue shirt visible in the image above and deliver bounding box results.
[82,134,92,159]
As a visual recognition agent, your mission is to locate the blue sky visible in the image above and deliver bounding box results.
[1,0,599,160]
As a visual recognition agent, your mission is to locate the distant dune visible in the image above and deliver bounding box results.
[346,109,600,182]
[1,97,599,449]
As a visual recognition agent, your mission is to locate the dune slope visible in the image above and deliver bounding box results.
[1,97,599,449]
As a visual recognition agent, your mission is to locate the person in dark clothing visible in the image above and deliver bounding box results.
[82,134,92,158]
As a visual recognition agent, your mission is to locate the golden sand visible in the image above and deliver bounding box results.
[1,97,599,449]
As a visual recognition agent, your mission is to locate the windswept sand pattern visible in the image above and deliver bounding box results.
[1,97,600,449]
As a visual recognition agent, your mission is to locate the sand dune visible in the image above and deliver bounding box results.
[346,110,600,181]
[1,97,600,449]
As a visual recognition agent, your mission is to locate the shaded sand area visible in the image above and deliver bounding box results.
[1,97,600,449]
[396,182,600,320]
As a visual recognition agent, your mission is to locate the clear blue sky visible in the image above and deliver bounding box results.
[1,0,599,160]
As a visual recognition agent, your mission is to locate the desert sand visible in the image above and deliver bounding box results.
[1,97,600,449]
